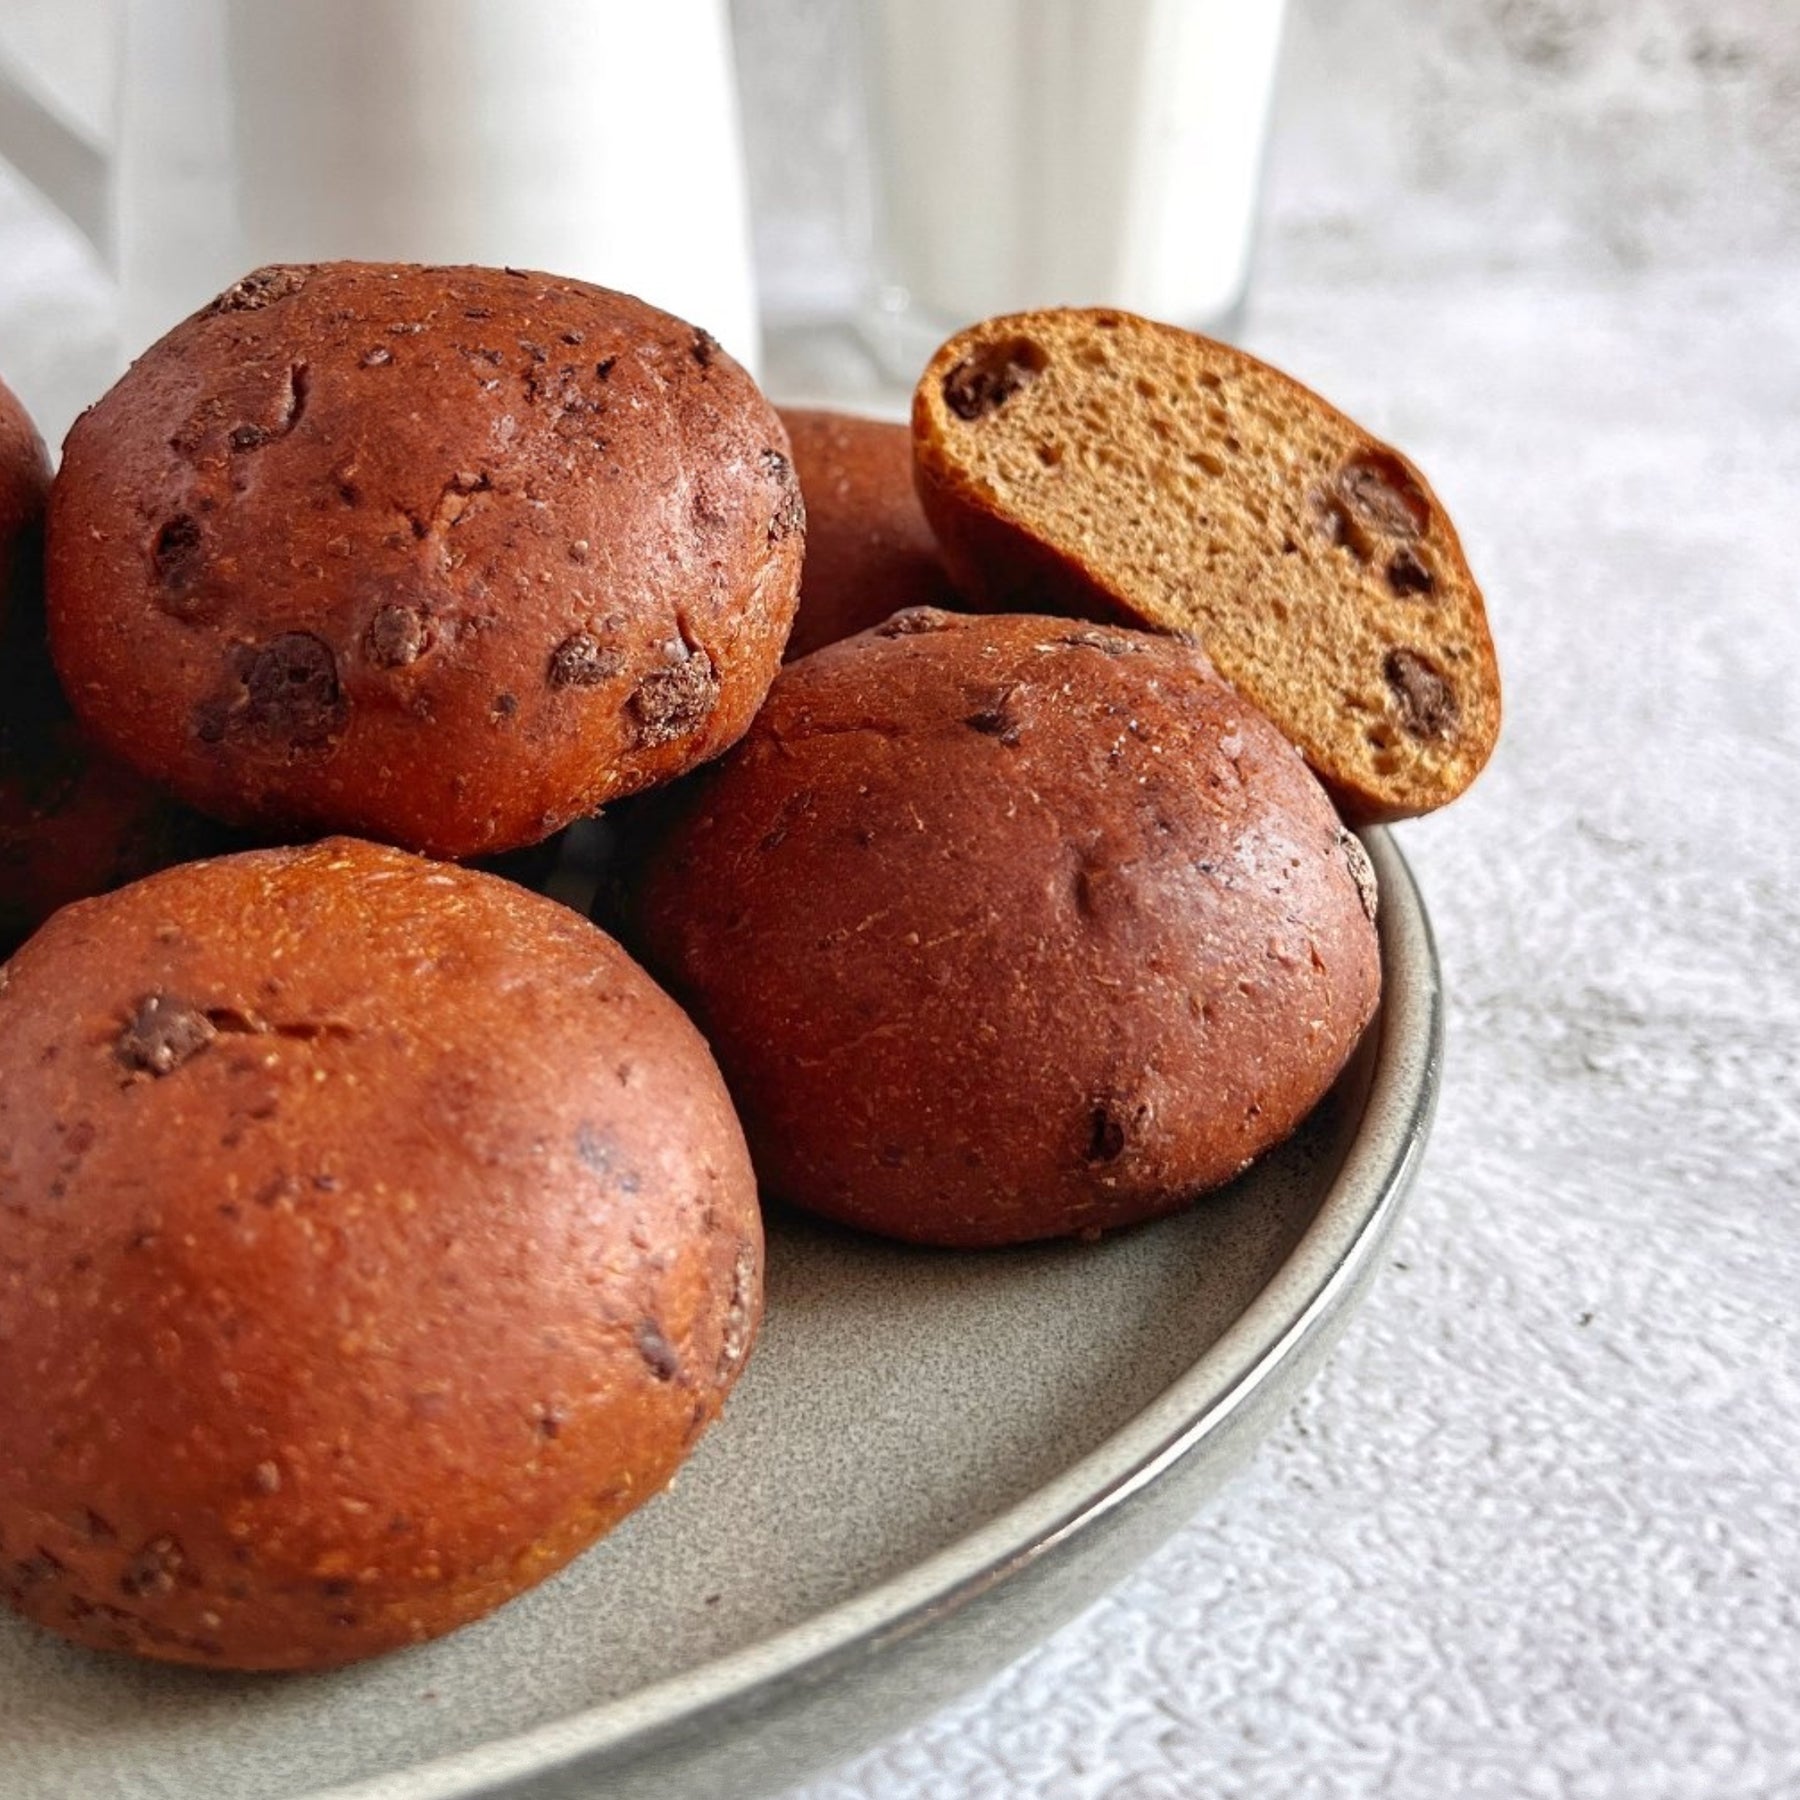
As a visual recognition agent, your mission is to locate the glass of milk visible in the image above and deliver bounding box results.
[859,0,1288,374]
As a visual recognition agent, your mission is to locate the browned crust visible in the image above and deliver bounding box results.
[912,308,1501,823]
[0,375,227,950]
[46,264,804,859]
[777,408,960,659]
[634,611,1381,1248]
[0,838,761,1669]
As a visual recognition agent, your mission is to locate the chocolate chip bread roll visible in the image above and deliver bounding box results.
[912,309,1501,821]
[778,408,959,659]
[0,373,50,645]
[0,838,762,1669]
[47,264,804,858]
[634,611,1381,1248]
[0,375,228,951]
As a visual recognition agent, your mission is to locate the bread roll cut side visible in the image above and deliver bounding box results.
[912,308,1500,822]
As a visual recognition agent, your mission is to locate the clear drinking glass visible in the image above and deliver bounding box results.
[856,0,1288,381]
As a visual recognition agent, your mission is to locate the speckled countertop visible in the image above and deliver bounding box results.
[2,1,1795,1796]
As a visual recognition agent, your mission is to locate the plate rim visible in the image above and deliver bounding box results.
[315,825,1442,1800]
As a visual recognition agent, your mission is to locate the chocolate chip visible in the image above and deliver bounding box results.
[239,633,347,747]
[1387,545,1436,597]
[492,692,519,719]
[1337,827,1379,922]
[628,653,719,747]
[690,330,720,367]
[365,603,430,668]
[635,1319,680,1382]
[942,337,1048,420]
[117,995,215,1076]
[1309,488,1374,562]
[1085,1105,1128,1165]
[874,607,953,637]
[204,265,309,314]
[761,448,805,542]
[12,1548,65,1589]
[576,1116,612,1173]
[1383,647,1459,740]
[573,1122,640,1191]
[595,357,617,381]
[1337,450,1430,538]
[965,688,1022,746]
[152,514,204,591]
[548,632,623,688]
[229,424,268,452]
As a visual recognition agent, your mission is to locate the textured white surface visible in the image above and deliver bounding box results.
[1,1,1796,1796]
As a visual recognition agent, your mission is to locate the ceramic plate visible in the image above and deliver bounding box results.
[0,829,1440,1800]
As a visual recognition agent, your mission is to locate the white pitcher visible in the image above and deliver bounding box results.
[0,0,761,370]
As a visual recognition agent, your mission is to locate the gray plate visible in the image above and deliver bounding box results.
[0,829,1440,1800]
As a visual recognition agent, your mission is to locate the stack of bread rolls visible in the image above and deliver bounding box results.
[0,271,1498,1671]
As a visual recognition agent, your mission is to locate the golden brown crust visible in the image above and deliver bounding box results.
[912,309,1501,823]
[46,264,804,859]
[0,375,50,647]
[633,611,1380,1248]
[0,698,236,956]
[777,408,959,659]
[0,377,226,951]
[0,838,761,1670]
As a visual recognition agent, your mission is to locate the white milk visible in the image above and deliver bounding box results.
[864,0,1287,334]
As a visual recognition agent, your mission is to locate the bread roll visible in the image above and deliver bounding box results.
[0,373,50,644]
[633,610,1381,1247]
[778,407,958,659]
[0,376,228,951]
[0,838,761,1669]
[912,308,1500,822]
[0,685,231,956]
[47,263,804,858]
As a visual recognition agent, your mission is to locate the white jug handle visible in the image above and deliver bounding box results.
[0,49,109,259]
